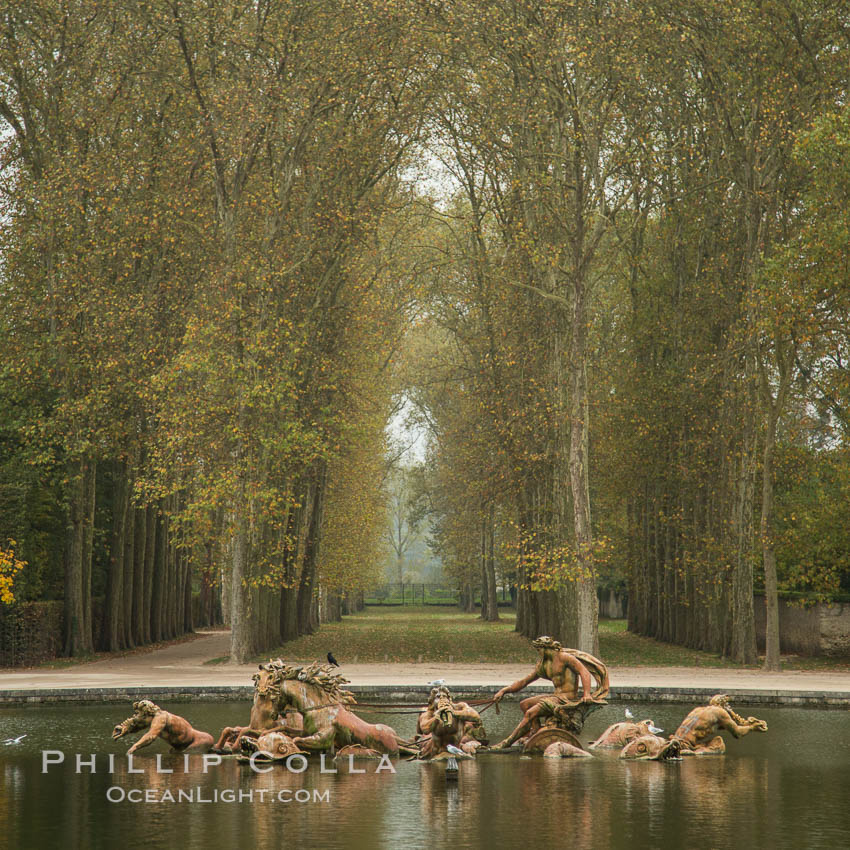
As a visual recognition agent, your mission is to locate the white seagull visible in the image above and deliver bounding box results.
[446,744,471,759]
[647,723,664,735]
[3,735,27,745]
[624,708,634,720]
[427,679,446,687]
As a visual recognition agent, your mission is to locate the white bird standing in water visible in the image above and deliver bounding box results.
[3,735,26,745]
[446,744,471,759]
[624,708,635,720]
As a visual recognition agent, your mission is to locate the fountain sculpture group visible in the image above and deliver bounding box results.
[109,636,768,767]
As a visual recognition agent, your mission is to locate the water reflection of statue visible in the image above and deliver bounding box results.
[620,747,768,847]
[419,755,483,830]
[111,700,214,754]
[671,694,768,755]
[492,636,609,749]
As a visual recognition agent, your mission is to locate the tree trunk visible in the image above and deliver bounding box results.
[479,513,489,619]
[730,414,758,665]
[81,458,96,646]
[297,469,326,636]
[566,278,599,654]
[101,460,128,652]
[761,412,781,671]
[229,501,253,662]
[132,508,148,644]
[279,587,299,641]
[183,552,195,634]
[64,458,94,656]
[461,582,475,613]
[760,355,791,672]
[485,502,499,621]
[122,494,136,649]
[142,504,157,644]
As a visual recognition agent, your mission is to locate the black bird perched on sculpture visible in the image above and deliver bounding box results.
[327,652,340,667]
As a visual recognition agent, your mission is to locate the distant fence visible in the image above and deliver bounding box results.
[365,583,630,618]
[365,583,514,607]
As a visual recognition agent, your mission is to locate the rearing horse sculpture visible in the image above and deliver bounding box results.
[213,672,287,753]
[251,659,412,755]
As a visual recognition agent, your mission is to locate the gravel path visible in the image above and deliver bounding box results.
[3,630,850,694]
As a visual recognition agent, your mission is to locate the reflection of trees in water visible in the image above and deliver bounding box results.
[418,757,609,847]
[110,755,246,846]
[2,762,25,848]
[105,752,398,847]
[530,758,610,846]
[7,735,850,849]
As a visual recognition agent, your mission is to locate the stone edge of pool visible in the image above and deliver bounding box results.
[1,685,849,708]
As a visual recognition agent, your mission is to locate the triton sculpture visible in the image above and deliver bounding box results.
[415,685,486,760]
[612,693,768,760]
[112,700,214,754]
[669,694,768,755]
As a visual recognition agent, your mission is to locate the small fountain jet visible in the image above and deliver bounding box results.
[624,708,635,720]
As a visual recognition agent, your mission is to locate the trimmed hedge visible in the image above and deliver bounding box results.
[0,600,65,667]
[1,593,221,667]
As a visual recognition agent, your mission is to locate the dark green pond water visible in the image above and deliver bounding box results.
[1,700,849,849]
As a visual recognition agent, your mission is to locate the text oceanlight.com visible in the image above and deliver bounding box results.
[105,787,331,804]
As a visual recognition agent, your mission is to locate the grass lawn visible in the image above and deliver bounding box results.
[598,619,738,668]
[258,606,532,664]
[257,606,744,667]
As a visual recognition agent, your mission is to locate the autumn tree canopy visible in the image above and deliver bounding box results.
[2,0,849,664]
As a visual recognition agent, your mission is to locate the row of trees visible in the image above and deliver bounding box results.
[408,0,850,665]
[0,0,433,660]
[3,1,850,668]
